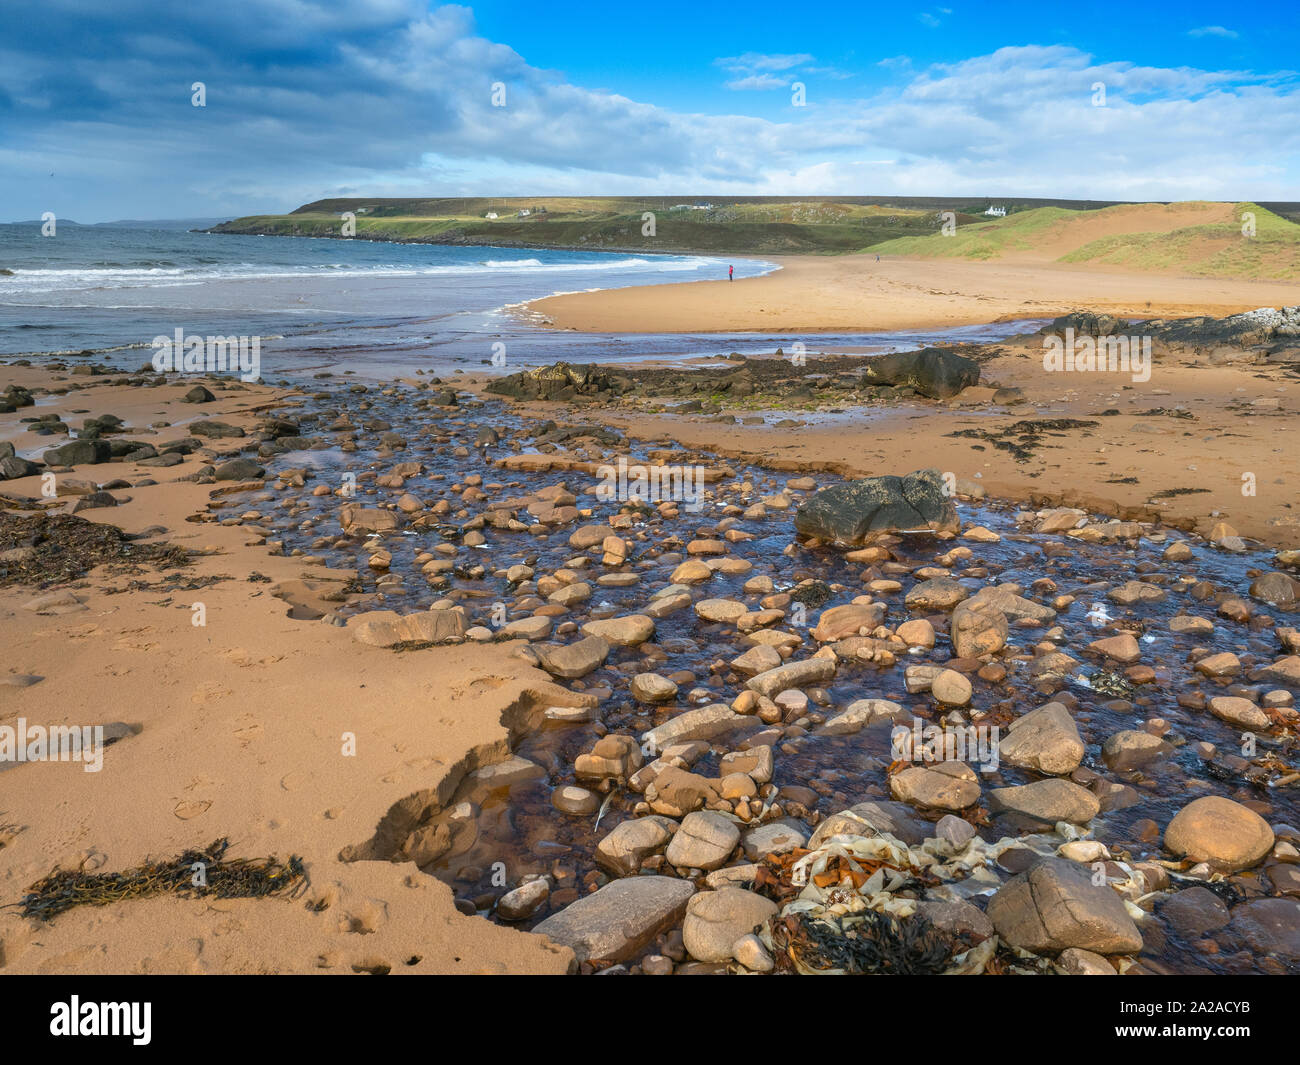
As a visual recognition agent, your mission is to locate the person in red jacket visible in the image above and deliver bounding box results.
[728,264,734,281]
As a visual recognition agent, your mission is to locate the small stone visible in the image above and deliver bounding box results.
[630,673,678,703]
[551,786,600,816]
[732,933,774,972]
[496,878,550,921]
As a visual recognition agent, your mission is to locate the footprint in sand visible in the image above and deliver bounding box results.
[173,799,211,820]
[221,648,286,668]
[190,683,232,705]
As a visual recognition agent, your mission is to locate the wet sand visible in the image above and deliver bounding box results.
[558,334,1300,550]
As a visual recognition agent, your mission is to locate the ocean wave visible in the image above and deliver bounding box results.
[0,255,724,287]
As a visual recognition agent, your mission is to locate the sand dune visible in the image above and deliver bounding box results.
[868,201,1299,280]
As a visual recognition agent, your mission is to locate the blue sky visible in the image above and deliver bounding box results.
[1,0,1297,221]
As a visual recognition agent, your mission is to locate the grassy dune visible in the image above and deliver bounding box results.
[867,201,1300,279]
[1060,203,1300,279]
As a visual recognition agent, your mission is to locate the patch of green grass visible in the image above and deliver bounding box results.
[209,198,981,255]
[211,210,948,255]
[864,207,1077,259]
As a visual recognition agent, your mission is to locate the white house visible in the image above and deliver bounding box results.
[484,211,498,219]
[985,206,1007,217]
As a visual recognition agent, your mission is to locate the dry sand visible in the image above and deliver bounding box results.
[0,372,574,974]
[530,256,1300,335]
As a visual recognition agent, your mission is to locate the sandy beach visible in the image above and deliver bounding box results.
[530,255,1300,335]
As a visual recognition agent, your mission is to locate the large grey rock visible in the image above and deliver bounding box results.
[188,419,244,439]
[665,811,740,871]
[485,361,620,401]
[999,702,1084,775]
[214,457,265,480]
[1102,729,1170,771]
[1228,898,1300,962]
[43,439,110,466]
[987,857,1143,955]
[533,876,695,963]
[966,585,1056,624]
[951,599,1009,657]
[914,899,994,942]
[580,614,655,647]
[890,761,980,811]
[793,469,960,545]
[347,607,467,647]
[815,698,902,736]
[641,703,747,753]
[681,888,779,964]
[339,504,404,534]
[0,455,41,480]
[905,576,970,612]
[1158,887,1230,937]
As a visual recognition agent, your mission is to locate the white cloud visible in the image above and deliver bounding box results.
[724,74,791,91]
[715,52,814,73]
[1189,25,1239,39]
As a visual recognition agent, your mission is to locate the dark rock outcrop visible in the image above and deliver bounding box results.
[794,469,959,544]
[856,348,980,399]
[43,439,111,466]
[486,361,625,401]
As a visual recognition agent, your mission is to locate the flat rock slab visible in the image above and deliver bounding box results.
[989,778,1100,825]
[348,607,467,647]
[532,875,695,963]
[642,703,749,752]
[1228,898,1300,962]
[535,635,610,679]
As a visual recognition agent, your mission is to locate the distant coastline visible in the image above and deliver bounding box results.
[208,195,1300,272]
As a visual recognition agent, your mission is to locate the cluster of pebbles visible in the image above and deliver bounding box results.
[22,367,1300,974]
